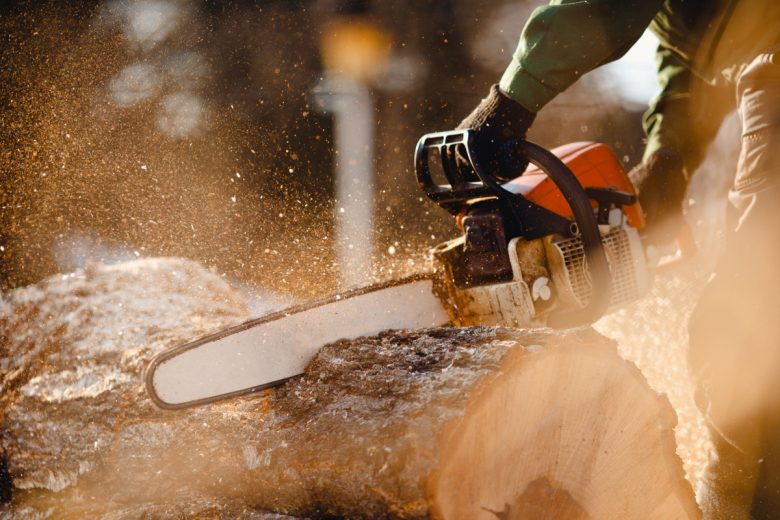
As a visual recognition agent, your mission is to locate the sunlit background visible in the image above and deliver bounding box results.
[1,0,663,302]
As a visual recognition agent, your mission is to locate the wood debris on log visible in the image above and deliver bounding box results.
[0,258,700,519]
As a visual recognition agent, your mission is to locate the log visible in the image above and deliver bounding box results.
[0,258,700,519]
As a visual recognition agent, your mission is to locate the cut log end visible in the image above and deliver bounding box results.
[430,337,700,519]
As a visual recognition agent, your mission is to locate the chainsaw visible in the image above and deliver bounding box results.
[146,129,689,409]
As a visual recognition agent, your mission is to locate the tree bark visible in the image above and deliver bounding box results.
[0,258,699,519]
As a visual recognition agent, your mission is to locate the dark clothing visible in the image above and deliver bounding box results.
[688,46,780,518]
[499,0,780,167]
[641,47,733,170]
[500,0,780,105]
[495,1,780,517]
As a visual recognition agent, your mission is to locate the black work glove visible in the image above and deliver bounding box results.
[456,84,536,182]
[628,148,689,246]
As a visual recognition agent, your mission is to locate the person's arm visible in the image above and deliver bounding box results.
[628,45,734,245]
[455,1,665,187]
[499,0,665,111]
[643,46,733,173]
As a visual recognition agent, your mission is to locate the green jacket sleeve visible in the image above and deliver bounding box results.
[643,46,692,162]
[499,0,665,111]
[643,45,734,172]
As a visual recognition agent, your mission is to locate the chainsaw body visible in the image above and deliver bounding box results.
[146,130,659,409]
[416,130,651,328]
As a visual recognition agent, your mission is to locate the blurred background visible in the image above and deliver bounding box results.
[0,0,663,302]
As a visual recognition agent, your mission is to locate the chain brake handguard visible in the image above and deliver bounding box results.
[415,130,573,239]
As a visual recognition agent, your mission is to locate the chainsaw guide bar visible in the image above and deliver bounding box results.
[145,276,449,409]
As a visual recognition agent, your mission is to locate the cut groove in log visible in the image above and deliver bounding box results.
[430,337,699,519]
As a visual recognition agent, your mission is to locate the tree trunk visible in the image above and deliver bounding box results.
[0,258,700,519]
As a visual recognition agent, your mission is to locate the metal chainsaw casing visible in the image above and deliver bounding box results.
[428,141,650,327]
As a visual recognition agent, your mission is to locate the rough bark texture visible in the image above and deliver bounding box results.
[0,258,699,519]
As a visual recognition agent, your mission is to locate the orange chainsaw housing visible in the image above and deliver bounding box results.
[503,141,646,229]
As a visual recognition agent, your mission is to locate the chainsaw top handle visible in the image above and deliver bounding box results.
[414,130,495,213]
[415,129,612,327]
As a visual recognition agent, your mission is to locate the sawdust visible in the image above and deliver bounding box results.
[595,112,740,495]
[0,3,341,299]
[596,266,712,492]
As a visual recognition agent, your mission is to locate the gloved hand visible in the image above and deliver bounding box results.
[456,84,536,182]
[628,148,689,246]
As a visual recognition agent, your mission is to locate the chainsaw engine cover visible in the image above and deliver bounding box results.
[504,141,645,229]
[438,141,644,288]
[429,140,650,328]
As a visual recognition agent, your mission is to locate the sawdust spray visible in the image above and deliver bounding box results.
[0,1,344,301]
[596,113,740,494]
[0,2,339,514]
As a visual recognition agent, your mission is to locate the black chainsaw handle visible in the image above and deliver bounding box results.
[415,130,495,215]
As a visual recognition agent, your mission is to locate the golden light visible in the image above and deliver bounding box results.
[319,18,392,83]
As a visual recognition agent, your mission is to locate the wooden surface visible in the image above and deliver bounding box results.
[0,258,700,518]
